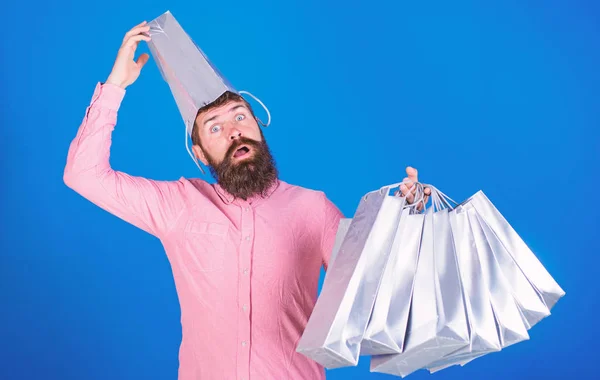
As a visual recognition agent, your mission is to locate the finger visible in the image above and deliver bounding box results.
[400,178,411,193]
[406,166,419,183]
[423,187,431,205]
[127,21,148,35]
[399,184,408,197]
[127,25,150,41]
[136,53,150,68]
[413,184,431,211]
[126,20,147,36]
[124,24,150,42]
[401,180,415,203]
[124,34,151,49]
[403,177,419,198]
[406,179,418,200]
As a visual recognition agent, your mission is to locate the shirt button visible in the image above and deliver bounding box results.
[243,268,249,275]
[245,236,250,241]
[241,341,248,346]
[242,304,248,311]
[245,207,250,212]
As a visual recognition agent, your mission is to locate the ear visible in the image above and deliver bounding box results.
[192,144,209,166]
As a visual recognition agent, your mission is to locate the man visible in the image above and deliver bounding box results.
[63,21,430,379]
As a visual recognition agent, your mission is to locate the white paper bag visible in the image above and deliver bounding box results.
[297,185,407,368]
[361,208,422,356]
[428,189,564,373]
[369,189,470,376]
[467,191,565,311]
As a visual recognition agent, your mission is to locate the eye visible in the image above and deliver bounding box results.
[235,114,245,122]
[210,124,222,133]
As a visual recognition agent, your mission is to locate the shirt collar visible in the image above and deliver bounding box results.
[213,179,280,205]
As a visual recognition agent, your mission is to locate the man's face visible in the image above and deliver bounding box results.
[192,99,278,200]
[193,100,263,165]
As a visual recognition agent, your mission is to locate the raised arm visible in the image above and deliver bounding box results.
[63,21,186,239]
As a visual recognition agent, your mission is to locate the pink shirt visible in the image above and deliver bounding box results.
[63,83,344,380]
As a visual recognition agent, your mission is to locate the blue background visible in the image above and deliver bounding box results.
[1,0,598,379]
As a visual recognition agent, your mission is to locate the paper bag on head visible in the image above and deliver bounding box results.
[146,10,270,173]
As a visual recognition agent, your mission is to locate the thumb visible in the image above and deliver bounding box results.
[406,166,418,183]
[136,53,150,69]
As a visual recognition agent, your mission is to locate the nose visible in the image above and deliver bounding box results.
[228,126,242,141]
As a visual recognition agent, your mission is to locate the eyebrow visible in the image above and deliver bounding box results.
[203,105,247,127]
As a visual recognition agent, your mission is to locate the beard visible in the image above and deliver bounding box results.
[205,136,278,201]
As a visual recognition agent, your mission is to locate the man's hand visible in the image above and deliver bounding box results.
[397,166,431,211]
[106,21,152,89]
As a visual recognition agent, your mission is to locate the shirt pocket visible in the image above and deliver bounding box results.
[181,220,228,273]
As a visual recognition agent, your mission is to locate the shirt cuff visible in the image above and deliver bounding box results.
[90,82,126,111]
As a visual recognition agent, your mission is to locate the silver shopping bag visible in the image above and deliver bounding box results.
[427,203,529,373]
[424,200,502,372]
[147,10,239,132]
[328,218,353,269]
[474,208,550,329]
[146,10,271,174]
[369,189,470,377]
[427,189,564,373]
[361,207,421,356]
[470,208,530,348]
[467,191,565,313]
[296,185,407,368]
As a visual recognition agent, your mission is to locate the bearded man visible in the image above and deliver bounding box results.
[63,20,430,380]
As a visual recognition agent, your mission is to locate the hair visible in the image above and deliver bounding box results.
[191,91,257,148]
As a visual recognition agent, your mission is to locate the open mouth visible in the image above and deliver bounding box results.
[233,145,251,159]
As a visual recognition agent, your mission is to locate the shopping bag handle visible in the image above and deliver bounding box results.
[363,181,406,201]
[363,181,459,213]
[429,186,450,211]
[363,181,428,203]
[423,184,459,211]
[239,90,271,127]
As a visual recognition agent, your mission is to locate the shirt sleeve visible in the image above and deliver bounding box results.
[63,82,186,239]
[320,193,345,271]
